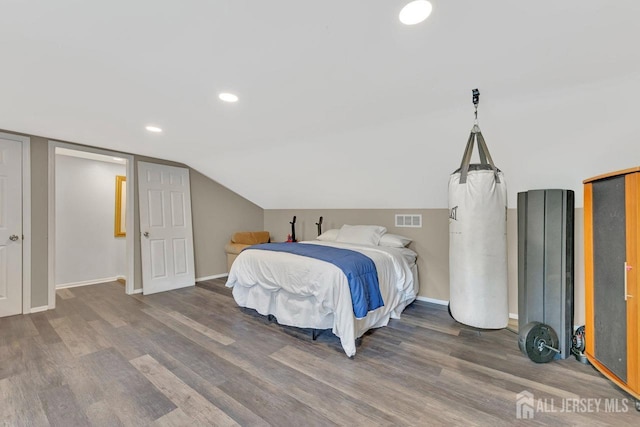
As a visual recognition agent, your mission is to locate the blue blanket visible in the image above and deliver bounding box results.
[245,243,383,318]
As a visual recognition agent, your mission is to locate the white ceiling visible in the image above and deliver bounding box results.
[2,1,639,208]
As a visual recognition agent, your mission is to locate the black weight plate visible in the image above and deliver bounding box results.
[519,322,559,363]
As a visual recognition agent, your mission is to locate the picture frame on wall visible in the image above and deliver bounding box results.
[115,175,126,237]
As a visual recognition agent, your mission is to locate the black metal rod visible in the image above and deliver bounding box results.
[315,216,323,236]
[289,215,297,242]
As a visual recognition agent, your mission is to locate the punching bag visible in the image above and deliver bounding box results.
[448,123,508,329]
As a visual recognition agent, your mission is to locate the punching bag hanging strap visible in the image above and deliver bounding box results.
[459,132,475,184]
[474,126,488,165]
[475,130,500,183]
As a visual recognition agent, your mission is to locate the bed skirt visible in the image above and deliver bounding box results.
[231,264,419,355]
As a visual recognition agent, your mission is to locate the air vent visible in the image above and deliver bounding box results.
[395,214,422,228]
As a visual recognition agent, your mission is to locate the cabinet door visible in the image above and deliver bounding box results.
[592,176,627,382]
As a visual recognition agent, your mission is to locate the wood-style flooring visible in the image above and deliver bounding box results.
[1,279,638,426]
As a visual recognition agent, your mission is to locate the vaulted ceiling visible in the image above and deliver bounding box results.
[2,1,639,208]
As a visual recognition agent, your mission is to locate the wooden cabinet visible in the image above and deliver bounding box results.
[584,167,639,404]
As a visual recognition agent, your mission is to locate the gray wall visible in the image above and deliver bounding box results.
[264,209,450,301]
[265,208,586,325]
[0,129,263,306]
[190,169,264,279]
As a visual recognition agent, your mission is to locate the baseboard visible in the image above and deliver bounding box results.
[30,305,49,314]
[415,296,520,320]
[56,276,120,289]
[130,288,143,295]
[415,296,448,306]
[196,273,228,282]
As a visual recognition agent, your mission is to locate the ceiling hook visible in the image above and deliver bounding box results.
[472,88,480,125]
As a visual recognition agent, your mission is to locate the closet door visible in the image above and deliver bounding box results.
[592,176,627,381]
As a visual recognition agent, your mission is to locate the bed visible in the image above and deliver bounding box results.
[225,226,419,357]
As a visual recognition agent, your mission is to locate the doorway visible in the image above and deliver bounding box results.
[47,141,135,309]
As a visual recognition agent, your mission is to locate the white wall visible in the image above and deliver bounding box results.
[55,154,126,287]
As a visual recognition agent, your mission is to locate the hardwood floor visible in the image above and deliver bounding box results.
[1,279,638,426]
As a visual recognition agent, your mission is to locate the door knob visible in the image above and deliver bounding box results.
[9,235,19,241]
[143,232,149,238]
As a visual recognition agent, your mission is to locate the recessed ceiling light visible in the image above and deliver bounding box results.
[218,92,239,103]
[145,125,163,133]
[399,0,433,25]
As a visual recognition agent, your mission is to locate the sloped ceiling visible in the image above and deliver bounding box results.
[1,1,639,208]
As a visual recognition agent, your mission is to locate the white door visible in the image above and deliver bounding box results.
[0,137,23,317]
[138,162,195,295]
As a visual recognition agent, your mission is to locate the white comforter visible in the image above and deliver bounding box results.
[225,240,418,356]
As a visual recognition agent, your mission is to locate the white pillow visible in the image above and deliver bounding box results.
[317,229,340,241]
[379,233,412,248]
[336,225,387,246]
